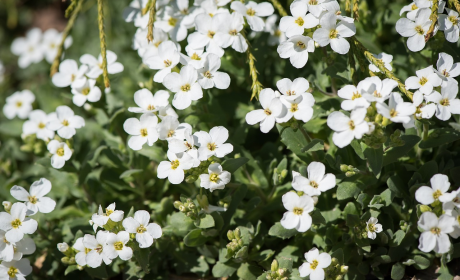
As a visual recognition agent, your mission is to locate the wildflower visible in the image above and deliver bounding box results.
[405,66,442,95]
[230,1,274,31]
[91,203,124,231]
[276,77,311,101]
[291,162,336,196]
[369,52,393,73]
[194,126,234,160]
[71,79,102,107]
[327,108,369,148]
[438,8,460,43]
[10,178,56,215]
[42,28,72,63]
[425,80,460,120]
[144,40,181,83]
[418,212,455,254]
[80,50,124,79]
[104,231,133,261]
[123,114,159,150]
[51,59,88,88]
[47,140,72,169]
[277,35,315,68]
[298,247,332,280]
[0,203,38,243]
[245,88,287,133]
[395,8,431,52]
[199,163,231,192]
[10,28,44,68]
[338,84,371,110]
[214,12,248,53]
[376,92,416,124]
[3,90,35,120]
[313,12,356,54]
[73,237,90,266]
[277,95,314,123]
[157,116,191,140]
[122,210,162,248]
[280,192,314,232]
[360,77,398,103]
[46,105,85,139]
[128,89,170,115]
[435,52,460,84]
[22,110,55,141]
[415,174,456,205]
[366,217,383,239]
[157,151,194,184]
[279,1,319,37]
[83,231,113,268]
[197,54,230,89]
[0,259,33,280]
[163,65,203,110]
[187,13,225,57]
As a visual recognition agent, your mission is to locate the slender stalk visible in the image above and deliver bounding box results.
[65,0,78,18]
[97,0,110,88]
[449,0,460,14]
[142,0,154,15]
[241,30,263,100]
[425,0,438,42]
[270,0,288,17]
[352,0,359,20]
[50,0,83,76]
[147,0,157,42]
[423,123,429,141]
[351,37,414,101]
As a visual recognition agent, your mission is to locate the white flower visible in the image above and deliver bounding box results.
[57,242,69,252]
[10,178,56,215]
[245,88,287,133]
[123,0,149,27]
[376,92,416,124]
[194,126,233,160]
[197,54,230,90]
[280,192,314,232]
[104,231,133,261]
[313,12,356,54]
[395,8,431,52]
[230,1,274,32]
[415,174,455,205]
[327,108,369,148]
[0,259,33,280]
[291,162,336,196]
[163,65,203,110]
[10,28,44,69]
[42,29,72,63]
[214,12,248,53]
[360,77,398,103]
[399,0,431,21]
[405,66,442,94]
[187,13,225,57]
[3,90,35,120]
[83,231,113,268]
[0,233,35,262]
[277,95,315,123]
[438,8,460,43]
[22,110,55,141]
[73,237,90,266]
[276,77,310,101]
[47,140,72,169]
[265,14,287,46]
[51,59,88,88]
[425,80,460,121]
[46,105,85,139]
[298,248,332,280]
[128,89,170,114]
[133,28,168,60]
[199,163,231,192]
[365,217,383,239]
[122,210,162,248]
[409,90,436,122]
[154,6,188,41]
[338,85,371,110]
[80,50,124,79]
[71,79,102,107]
[157,116,191,140]
[158,105,179,120]
[124,114,159,150]
[179,46,207,69]
[307,0,337,17]
[0,203,37,243]
[277,35,315,68]
[144,40,181,83]
[435,52,460,84]
[279,1,319,37]
[91,203,125,231]
[157,151,194,184]
[418,212,455,254]
[369,52,393,73]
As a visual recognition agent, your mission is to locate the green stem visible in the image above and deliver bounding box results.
[270,0,288,17]
[423,123,429,141]
[97,0,110,88]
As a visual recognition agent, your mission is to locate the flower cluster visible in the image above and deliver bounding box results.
[0,178,56,280]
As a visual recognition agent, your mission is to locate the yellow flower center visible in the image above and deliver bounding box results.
[351,92,362,100]
[16,101,23,108]
[171,159,180,170]
[433,189,443,199]
[56,147,65,156]
[246,8,256,16]
[137,224,147,233]
[309,0,318,4]
[419,77,428,85]
[310,260,319,270]
[229,29,238,36]
[181,84,191,92]
[329,29,338,39]
[348,120,355,130]
[210,173,219,183]
[114,241,124,250]
[82,88,90,96]
[140,128,148,137]
[290,103,299,113]
[85,247,92,254]
[207,31,215,38]
[62,119,69,126]
[274,29,282,37]
[430,227,441,235]
[296,41,306,49]
[390,108,398,118]
[440,98,450,106]
[449,15,458,25]
[164,59,172,67]
[11,219,22,229]
[71,74,76,81]
[415,25,424,35]
[295,17,304,26]
[167,130,175,138]
[168,17,177,26]
[154,41,162,47]
[38,122,46,129]
[310,181,318,188]
[286,90,295,96]
[105,208,114,216]
[373,90,381,98]
[147,104,155,110]
[204,71,213,79]
[264,109,272,115]
[28,196,38,204]
[191,53,201,60]
[8,267,18,278]
[368,223,376,232]
[442,69,450,77]
[293,207,304,215]
[207,142,217,151]
[411,3,418,10]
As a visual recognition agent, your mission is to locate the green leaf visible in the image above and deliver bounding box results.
[221,157,249,173]
[237,262,263,280]
[212,261,239,277]
[351,140,365,160]
[419,128,460,149]
[363,144,383,176]
[280,127,310,162]
[119,169,143,179]
[301,139,324,153]
[383,135,421,166]
[387,175,409,199]
[166,212,194,237]
[84,265,108,279]
[391,263,405,280]
[336,181,362,200]
[268,222,297,239]
[390,230,405,247]
[194,214,215,229]
[413,255,431,270]
[0,119,23,136]
[437,266,454,280]
[132,243,150,274]
[65,265,79,275]
[311,209,326,225]
[184,229,207,247]
[331,248,344,264]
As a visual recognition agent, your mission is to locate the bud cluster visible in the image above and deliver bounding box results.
[226,228,245,258]
[266,260,288,280]
[324,257,348,280]
[184,156,220,183]
[340,164,360,177]
[174,198,200,220]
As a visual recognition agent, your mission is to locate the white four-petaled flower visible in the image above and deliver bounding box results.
[280,192,314,232]
[298,247,332,280]
[199,163,231,192]
[122,210,162,248]
[10,178,56,215]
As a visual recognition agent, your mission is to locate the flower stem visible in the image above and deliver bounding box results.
[50,0,83,77]
[352,0,360,20]
[448,0,460,14]
[241,30,263,100]
[146,0,157,42]
[425,0,438,42]
[423,123,429,141]
[270,0,287,17]
[97,0,110,88]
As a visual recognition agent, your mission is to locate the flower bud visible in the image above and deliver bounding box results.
[227,230,235,240]
[234,228,241,239]
[185,175,198,183]
[238,239,244,247]
[280,169,288,180]
[69,257,76,264]
[57,242,69,253]
[61,257,70,264]
[340,164,349,172]
[336,276,343,280]
[345,171,355,177]
[278,268,286,276]
[179,205,186,212]
[331,257,338,265]
[2,201,12,212]
[271,259,279,271]
[420,205,432,213]
[340,265,349,274]
[173,201,182,209]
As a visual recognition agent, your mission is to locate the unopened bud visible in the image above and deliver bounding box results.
[188,203,196,210]
[271,259,279,271]
[340,265,349,274]
[420,205,431,213]
[238,239,244,247]
[2,201,12,212]
[331,257,338,265]
[278,268,286,275]
[173,201,182,209]
[336,276,343,280]
[227,230,235,240]
[345,171,355,177]
[280,169,288,180]
[234,228,241,239]
[61,257,70,264]
[185,175,198,183]
[69,257,76,264]
[57,242,69,253]
[179,205,186,212]
[340,164,349,172]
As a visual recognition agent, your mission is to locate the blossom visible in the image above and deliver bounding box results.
[404,91,436,129]
[0,259,33,280]
[291,162,336,196]
[395,8,431,52]
[80,50,124,79]
[51,59,88,88]
[279,1,319,37]
[179,46,207,69]
[123,114,159,150]
[280,192,314,232]
[187,13,225,57]
[144,41,180,83]
[163,65,203,110]
[57,242,69,253]
[193,126,234,160]
[71,79,102,107]
[133,28,168,60]
[360,77,398,103]
[157,116,191,140]
[415,174,455,205]
[10,28,44,68]
[230,1,274,32]
[369,52,393,73]
[418,212,455,254]
[199,163,231,192]
[298,248,332,280]
[122,210,162,248]
[46,105,85,139]
[0,203,37,243]
[435,52,460,84]
[265,14,287,46]
[154,6,188,41]
[277,95,315,123]
[22,110,55,141]
[365,217,383,239]
[91,203,124,231]
[157,151,194,184]
[327,108,369,148]
[276,77,310,101]
[42,28,72,63]
[405,66,442,94]
[399,0,431,21]
[197,54,230,89]
[376,92,416,124]
[438,8,460,43]
[425,80,460,121]
[83,231,113,268]
[245,88,287,133]
[47,140,72,169]
[10,178,56,215]
[338,85,370,110]
[128,89,170,114]
[104,231,133,261]
[214,12,248,53]
[3,90,35,120]
[277,35,315,68]
[313,12,356,54]
[0,232,35,262]
[73,237,90,266]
